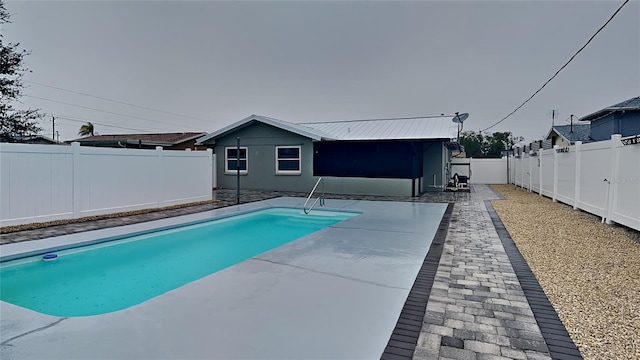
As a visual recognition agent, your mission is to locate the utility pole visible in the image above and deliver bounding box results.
[52,115,55,140]
[551,110,556,127]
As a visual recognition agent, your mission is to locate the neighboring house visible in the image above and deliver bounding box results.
[68,132,207,150]
[545,123,592,147]
[196,114,459,197]
[581,96,640,141]
[2,135,61,144]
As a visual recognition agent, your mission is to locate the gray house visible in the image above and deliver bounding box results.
[545,124,592,147]
[196,115,458,196]
[581,96,640,141]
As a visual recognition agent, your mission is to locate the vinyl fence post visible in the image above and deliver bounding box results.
[156,146,163,208]
[606,135,622,225]
[512,155,516,185]
[538,151,543,196]
[518,153,524,189]
[208,149,215,192]
[573,141,582,210]
[521,153,525,188]
[516,154,524,188]
[518,153,522,186]
[72,142,81,219]
[552,145,559,203]
[507,154,516,184]
[528,153,532,192]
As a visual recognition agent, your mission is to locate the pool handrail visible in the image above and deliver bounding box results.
[303,177,325,214]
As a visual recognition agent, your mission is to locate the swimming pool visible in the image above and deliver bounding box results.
[0,207,358,317]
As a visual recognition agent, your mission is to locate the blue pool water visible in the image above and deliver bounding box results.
[0,208,357,317]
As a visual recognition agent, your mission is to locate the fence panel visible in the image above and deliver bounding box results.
[555,149,576,206]
[469,158,507,184]
[530,155,541,193]
[509,156,516,185]
[1,143,212,227]
[161,150,213,206]
[510,135,639,232]
[540,149,554,197]
[78,147,159,217]
[611,143,640,229]
[578,141,611,217]
[0,144,74,225]
[516,156,524,187]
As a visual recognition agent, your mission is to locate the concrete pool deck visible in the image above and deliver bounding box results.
[0,186,581,360]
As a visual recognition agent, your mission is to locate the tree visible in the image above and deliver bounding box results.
[486,131,523,158]
[0,0,42,142]
[459,131,485,158]
[78,122,95,137]
[460,131,523,158]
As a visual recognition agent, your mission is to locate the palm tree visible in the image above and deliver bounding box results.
[78,122,95,137]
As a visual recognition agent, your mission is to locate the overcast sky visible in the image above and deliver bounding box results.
[4,0,639,142]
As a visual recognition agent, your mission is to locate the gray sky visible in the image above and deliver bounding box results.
[4,0,639,142]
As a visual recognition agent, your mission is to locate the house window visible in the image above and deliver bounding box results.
[275,146,301,175]
[225,147,248,174]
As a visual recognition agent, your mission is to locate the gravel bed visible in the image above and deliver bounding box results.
[490,184,640,360]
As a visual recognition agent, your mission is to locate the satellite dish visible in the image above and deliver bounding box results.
[452,112,469,123]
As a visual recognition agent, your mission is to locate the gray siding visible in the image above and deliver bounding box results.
[213,122,450,196]
[215,123,318,192]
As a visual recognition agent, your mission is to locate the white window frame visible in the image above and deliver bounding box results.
[225,146,248,174]
[275,146,301,175]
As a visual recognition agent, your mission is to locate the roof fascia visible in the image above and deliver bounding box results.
[196,115,325,144]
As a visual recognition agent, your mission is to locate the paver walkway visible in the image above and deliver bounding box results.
[411,188,560,360]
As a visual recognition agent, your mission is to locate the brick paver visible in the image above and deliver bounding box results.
[413,189,553,360]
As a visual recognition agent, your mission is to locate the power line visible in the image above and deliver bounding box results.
[24,80,211,124]
[54,113,183,132]
[24,94,205,131]
[55,115,172,134]
[482,0,631,132]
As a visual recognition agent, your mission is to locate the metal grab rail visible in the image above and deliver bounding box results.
[303,177,325,214]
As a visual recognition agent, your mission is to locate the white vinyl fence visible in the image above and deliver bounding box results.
[1,143,213,227]
[451,158,508,184]
[509,134,640,231]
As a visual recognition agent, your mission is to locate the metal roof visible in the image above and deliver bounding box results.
[301,117,458,141]
[196,115,336,144]
[580,96,640,122]
[197,115,459,144]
